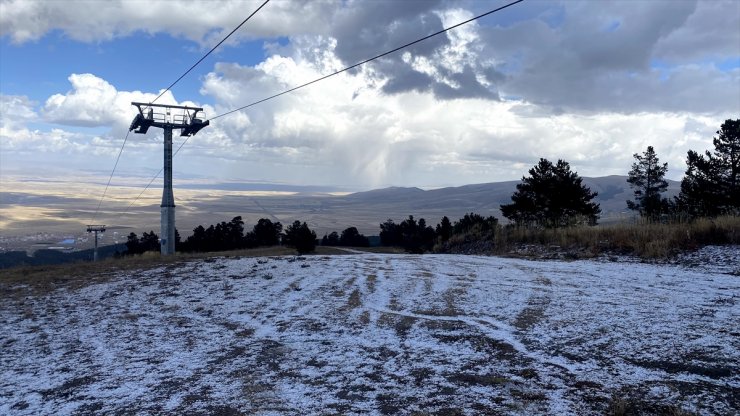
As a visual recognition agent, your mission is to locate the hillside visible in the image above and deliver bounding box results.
[338,175,680,227]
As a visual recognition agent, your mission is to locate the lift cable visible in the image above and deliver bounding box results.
[208,0,525,121]
[90,129,131,224]
[150,0,271,104]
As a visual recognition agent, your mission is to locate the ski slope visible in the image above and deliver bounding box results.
[2,248,738,415]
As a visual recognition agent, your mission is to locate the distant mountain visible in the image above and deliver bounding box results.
[341,175,680,225]
[0,175,684,245]
[346,186,425,202]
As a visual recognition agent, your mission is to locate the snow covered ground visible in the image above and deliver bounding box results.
[1,248,738,415]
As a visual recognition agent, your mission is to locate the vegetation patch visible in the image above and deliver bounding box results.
[346,288,362,310]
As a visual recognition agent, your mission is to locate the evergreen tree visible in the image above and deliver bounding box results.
[249,218,282,246]
[627,146,669,219]
[226,216,245,249]
[140,231,160,252]
[399,215,420,253]
[453,213,498,236]
[677,119,740,216]
[436,216,452,242]
[284,221,317,254]
[379,219,401,246]
[175,228,182,251]
[125,232,141,255]
[500,158,601,227]
[321,231,340,246]
[417,218,437,251]
[339,227,370,247]
[185,225,207,252]
[398,215,435,253]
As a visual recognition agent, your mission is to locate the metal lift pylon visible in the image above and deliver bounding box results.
[129,102,209,255]
[86,225,106,261]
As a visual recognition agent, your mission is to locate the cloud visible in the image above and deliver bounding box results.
[0,0,336,45]
[654,0,740,62]
[1,79,212,169]
[43,74,126,127]
[196,50,730,187]
[2,1,738,189]
[473,0,740,115]
[0,94,37,129]
[327,3,502,101]
[39,73,214,138]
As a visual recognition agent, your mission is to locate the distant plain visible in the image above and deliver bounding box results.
[0,174,680,252]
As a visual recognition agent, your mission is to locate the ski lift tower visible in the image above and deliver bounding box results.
[86,224,106,262]
[129,102,209,255]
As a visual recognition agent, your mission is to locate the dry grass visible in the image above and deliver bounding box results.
[492,216,740,258]
[0,245,344,292]
[342,246,407,254]
[607,395,696,416]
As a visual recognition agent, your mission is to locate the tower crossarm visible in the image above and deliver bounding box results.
[129,102,209,136]
[86,225,106,233]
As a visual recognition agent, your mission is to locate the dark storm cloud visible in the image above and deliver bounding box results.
[326,0,504,101]
[331,0,448,64]
[476,0,739,114]
[381,64,435,95]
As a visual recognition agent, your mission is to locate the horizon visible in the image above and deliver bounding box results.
[0,172,677,250]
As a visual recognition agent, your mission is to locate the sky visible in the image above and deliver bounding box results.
[1,0,739,191]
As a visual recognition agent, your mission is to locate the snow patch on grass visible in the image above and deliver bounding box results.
[1,248,738,414]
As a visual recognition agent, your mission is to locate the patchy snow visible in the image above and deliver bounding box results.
[1,248,738,415]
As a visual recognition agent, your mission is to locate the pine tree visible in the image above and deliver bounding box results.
[500,158,600,227]
[677,119,740,217]
[125,232,141,255]
[250,218,282,246]
[339,227,370,247]
[321,231,340,246]
[379,219,401,246]
[284,221,317,254]
[436,216,452,242]
[626,146,669,219]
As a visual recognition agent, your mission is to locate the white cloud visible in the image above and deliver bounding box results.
[194,41,729,187]
[0,0,335,44]
[0,94,37,129]
[41,73,183,129]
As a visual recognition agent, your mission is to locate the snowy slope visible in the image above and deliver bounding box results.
[1,248,738,415]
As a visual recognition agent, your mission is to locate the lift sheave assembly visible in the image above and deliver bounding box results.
[129,102,209,136]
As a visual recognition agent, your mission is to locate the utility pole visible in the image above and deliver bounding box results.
[86,225,106,262]
[129,102,209,255]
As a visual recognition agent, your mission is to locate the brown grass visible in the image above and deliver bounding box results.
[346,288,362,309]
[490,216,740,259]
[0,245,347,292]
[607,395,696,416]
[342,246,407,254]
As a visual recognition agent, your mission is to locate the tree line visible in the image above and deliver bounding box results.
[499,118,738,226]
[625,118,738,220]
[125,217,318,255]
